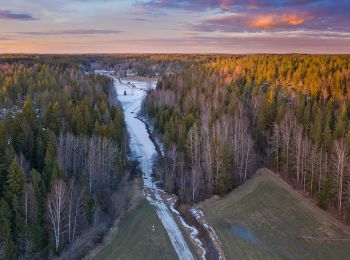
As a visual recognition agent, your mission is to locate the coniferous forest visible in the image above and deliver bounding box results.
[1,54,350,258]
[0,57,129,259]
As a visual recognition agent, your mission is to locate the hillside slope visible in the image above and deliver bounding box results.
[199,168,350,259]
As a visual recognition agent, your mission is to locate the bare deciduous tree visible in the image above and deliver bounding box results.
[280,111,295,174]
[47,179,67,252]
[67,179,85,244]
[332,139,349,214]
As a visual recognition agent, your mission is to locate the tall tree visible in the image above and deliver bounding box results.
[332,139,349,214]
[47,179,67,253]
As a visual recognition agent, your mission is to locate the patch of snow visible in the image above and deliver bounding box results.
[190,208,204,220]
[193,208,224,259]
[170,203,206,260]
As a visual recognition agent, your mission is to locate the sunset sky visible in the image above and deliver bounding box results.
[0,0,349,53]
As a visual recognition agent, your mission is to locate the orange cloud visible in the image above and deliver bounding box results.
[249,15,275,28]
[249,13,309,29]
[282,14,306,26]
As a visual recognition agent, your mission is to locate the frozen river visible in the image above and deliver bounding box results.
[111,75,194,260]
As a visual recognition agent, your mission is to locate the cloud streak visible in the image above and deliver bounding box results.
[12,29,123,36]
[140,0,321,12]
[0,9,38,21]
[109,33,350,53]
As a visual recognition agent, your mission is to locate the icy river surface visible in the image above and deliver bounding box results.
[111,76,194,260]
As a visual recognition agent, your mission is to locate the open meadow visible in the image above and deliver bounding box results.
[200,169,350,259]
[94,199,178,260]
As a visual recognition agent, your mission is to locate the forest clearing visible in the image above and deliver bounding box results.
[198,168,350,259]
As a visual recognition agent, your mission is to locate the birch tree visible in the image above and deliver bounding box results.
[332,139,349,214]
[67,179,84,244]
[47,179,67,253]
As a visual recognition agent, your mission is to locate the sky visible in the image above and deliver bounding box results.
[0,0,349,54]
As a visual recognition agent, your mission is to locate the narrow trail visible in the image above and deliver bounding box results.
[102,72,194,260]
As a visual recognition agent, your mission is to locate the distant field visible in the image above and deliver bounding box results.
[94,200,178,260]
[200,168,350,260]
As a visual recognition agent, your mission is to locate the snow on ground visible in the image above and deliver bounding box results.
[190,207,224,259]
[190,208,204,220]
[170,202,207,260]
[106,73,194,260]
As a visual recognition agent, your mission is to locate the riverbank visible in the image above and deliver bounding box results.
[143,113,224,260]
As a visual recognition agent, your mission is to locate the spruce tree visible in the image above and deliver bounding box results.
[0,199,16,259]
[5,159,26,212]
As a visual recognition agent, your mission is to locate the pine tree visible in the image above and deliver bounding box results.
[23,96,34,121]
[29,169,46,252]
[0,199,16,259]
[334,115,347,139]
[323,123,333,152]
[0,145,15,196]
[3,160,26,257]
[43,132,61,188]
[5,159,26,212]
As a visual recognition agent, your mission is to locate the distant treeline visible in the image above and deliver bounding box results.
[0,54,215,78]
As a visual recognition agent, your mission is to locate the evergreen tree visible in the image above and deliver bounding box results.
[30,170,46,252]
[0,137,15,196]
[0,199,16,259]
[5,159,26,212]
[43,132,61,188]
[334,114,347,139]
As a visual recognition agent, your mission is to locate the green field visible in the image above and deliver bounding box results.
[200,168,350,260]
[94,200,178,260]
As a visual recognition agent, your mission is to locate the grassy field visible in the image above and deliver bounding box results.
[200,168,350,260]
[94,199,178,260]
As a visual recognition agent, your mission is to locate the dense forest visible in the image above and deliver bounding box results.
[144,55,350,222]
[0,59,129,259]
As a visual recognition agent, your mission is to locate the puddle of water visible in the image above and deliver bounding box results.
[230,224,295,259]
[230,224,258,245]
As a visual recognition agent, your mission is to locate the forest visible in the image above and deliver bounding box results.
[144,55,350,222]
[0,58,129,259]
[0,54,208,259]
